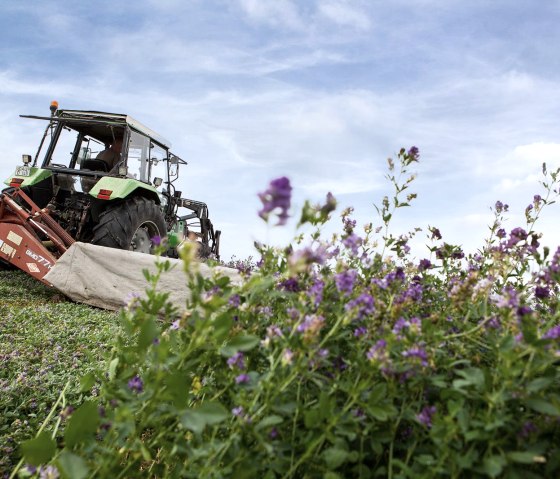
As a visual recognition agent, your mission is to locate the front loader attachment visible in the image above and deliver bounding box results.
[0,188,74,284]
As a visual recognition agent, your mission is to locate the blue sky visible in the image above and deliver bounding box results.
[2,0,560,261]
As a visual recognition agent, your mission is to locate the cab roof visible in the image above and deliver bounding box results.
[57,110,172,148]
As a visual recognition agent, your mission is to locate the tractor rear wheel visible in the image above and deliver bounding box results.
[91,197,166,254]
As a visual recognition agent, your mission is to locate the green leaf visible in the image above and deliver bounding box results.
[79,372,96,393]
[20,431,56,466]
[482,455,506,478]
[368,383,387,403]
[416,454,435,466]
[220,335,260,356]
[138,317,158,349]
[179,410,206,434]
[213,313,233,341]
[197,401,229,425]
[108,357,119,381]
[56,450,89,479]
[507,451,541,464]
[255,415,284,431]
[323,447,348,469]
[453,368,485,391]
[526,378,554,393]
[64,401,100,448]
[304,409,321,428]
[180,401,229,433]
[525,399,560,416]
[367,405,389,421]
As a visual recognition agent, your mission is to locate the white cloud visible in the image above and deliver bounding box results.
[318,0,372,31]
[237,0,305,30]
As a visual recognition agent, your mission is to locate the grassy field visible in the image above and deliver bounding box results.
[0,268,120,473]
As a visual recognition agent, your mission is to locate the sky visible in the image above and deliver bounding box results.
[1,0,560,262]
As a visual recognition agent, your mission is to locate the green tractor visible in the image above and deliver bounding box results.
[2,102,220,263]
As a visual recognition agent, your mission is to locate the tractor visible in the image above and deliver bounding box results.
[0,102,220,285]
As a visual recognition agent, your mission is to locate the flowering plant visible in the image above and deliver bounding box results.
[16,148,560,478]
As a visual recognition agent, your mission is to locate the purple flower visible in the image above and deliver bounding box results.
[128,376,143,393]
[407,146,420,161]
[495,201,509,213]
[496,228,506,239]
[227,352,246,370]
[281,349,294,366]
[279,277,299,292]
[203,285,221,301]
[289,244,328,271]
[418,259,432,272]
[354,326,368,337]
[232,406,245,417]
[345,293,375,320]
[506,227,528,248]
[535,286,550,299]
[397,283,423,303]
[493,286,519,309]
[366,340,391,374]
[235,374,250,384]
[518,420,538,439]
[297,314,325,341]
[59,405,75,420]
[372,268,405,290]
[367,339,387,362]
[429,227,442,240]
[416,405,436,428]
[24,465,37,475]
[269,427,279,439]
[39,465,60,479]
[228,294,241,307]
[266,325,283,339]
[517,306,532,317]
[402,345,429,367]
[343,217,357,234]
[309,277,324,306]
[259,306,273,318]
[258,176,292,226]
[170,320,180,330]
[393,317,422,337]
[533,194,542,205]
[342,233,362,256]
[286,307,300,321]
[151,235,162,246]
[335,269,358,296]
[543,325,560,340]
[317,348,329,358]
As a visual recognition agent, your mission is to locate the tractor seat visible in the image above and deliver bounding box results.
[80,159,108,193]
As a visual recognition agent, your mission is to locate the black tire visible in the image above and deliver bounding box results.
[91,197,167,254]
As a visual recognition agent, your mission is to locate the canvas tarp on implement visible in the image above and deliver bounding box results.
[44,242,241,311]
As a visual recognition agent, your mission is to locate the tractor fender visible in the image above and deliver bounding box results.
[88,177,161,204]
[3,167,52,188]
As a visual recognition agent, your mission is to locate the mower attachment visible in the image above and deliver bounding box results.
[0,188,74,284]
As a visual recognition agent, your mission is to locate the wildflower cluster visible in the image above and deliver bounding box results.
[17,148,560,478]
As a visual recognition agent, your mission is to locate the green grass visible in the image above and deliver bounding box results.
[0,268,120,473]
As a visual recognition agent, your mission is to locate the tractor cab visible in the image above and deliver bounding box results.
[2,102,219,264]
[20,104,184,201]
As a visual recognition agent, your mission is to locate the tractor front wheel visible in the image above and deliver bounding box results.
[91,197,166,254]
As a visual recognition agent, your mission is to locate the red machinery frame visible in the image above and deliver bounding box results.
[0,188,74,284]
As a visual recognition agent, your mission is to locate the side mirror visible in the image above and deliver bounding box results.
[153,177,163,188]
[168,156,177,176]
